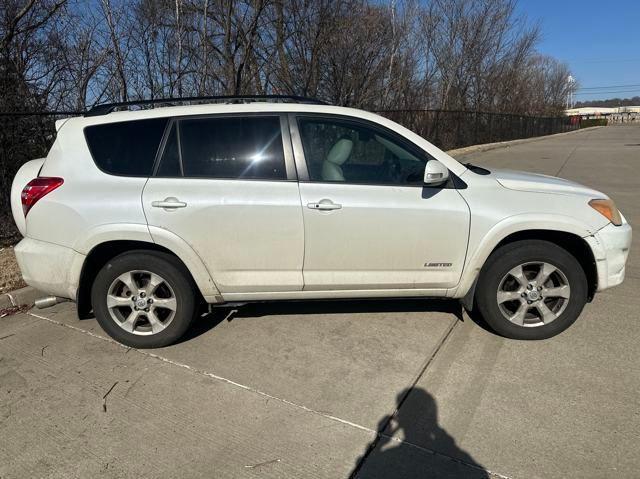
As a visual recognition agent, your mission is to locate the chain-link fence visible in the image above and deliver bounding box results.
[375,109,577,151]
[0,107,578,239]
[0,112,59,244]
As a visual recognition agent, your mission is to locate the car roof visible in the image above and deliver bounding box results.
[53,101,469,177]
[68,102,375,128]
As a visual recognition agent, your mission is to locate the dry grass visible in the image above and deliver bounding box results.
[1,213,25,294]
[0,245,26,294]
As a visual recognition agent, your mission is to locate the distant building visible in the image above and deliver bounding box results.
[565,106,640,123]
[565,107,617,116]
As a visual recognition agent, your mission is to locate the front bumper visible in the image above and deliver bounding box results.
[14,237,85,300]
[584,217,632,292]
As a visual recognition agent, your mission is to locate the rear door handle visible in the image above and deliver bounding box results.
[307,200,342,211]
[151,197,187,209]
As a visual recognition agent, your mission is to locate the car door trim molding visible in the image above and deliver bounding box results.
[287,112,310,181]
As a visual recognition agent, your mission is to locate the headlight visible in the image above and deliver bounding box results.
[589,199,622,226]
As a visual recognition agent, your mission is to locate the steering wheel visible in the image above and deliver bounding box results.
[382,155,403,183]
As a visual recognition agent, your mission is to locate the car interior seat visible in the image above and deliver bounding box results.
[321,138,353,181]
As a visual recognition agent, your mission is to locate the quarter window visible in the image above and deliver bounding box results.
[176,116,286,180]
[84,118,168,176]
[298,117,429,185]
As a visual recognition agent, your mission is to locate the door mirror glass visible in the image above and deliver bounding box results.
[423,160,449,186]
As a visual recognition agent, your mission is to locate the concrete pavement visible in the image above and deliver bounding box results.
[1,126,639,478]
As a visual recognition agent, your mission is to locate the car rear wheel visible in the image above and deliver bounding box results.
[91,251,196,348]
[475,240,588,340]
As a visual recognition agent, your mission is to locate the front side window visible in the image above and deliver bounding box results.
[175,116,286,180]
[85,118,168,176]
[297,117,429,185]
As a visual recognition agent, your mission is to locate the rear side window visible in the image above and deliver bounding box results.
[175,116,286,180]
[84,118,168,176]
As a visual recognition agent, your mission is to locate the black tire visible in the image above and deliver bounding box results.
[475,240,588,340]
[91,250,197,348]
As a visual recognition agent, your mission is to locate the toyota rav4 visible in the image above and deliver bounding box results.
[10,97,632,348]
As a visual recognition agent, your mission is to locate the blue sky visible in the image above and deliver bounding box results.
[516,0,640,101]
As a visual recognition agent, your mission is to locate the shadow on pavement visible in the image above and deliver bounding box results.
[230,297,464,318]
[177,298,466,344]
[351,387,489,478]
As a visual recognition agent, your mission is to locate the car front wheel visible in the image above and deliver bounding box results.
[475,240,588,340]
[91,251,196,348]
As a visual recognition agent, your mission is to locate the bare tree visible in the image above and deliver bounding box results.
[0,0,577,222]
[100,0,130,101]
[0,0,67,217]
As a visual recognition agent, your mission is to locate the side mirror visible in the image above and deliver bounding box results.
[423,160,449,186]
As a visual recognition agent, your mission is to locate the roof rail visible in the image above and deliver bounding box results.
[85,94,329,116]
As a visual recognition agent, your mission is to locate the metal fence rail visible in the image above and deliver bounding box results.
[0,108,576,206]
[0,107,580,230]
[375,109,577,151]
[0,108,576,152]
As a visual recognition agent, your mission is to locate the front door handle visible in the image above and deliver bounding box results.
[151,197,187,209]
[307,200,342,211]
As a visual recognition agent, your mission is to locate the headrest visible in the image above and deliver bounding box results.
[326,138,353,165]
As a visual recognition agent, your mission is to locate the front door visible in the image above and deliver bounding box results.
[143,114,304,294]
[292,114,470,291]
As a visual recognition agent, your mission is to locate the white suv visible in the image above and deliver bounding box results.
[10,97,632,348]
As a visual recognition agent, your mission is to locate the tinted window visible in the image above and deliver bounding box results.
[298,117,428,185]
[178,116,286,180]
[156,123,182,177]
[85,118,168,176]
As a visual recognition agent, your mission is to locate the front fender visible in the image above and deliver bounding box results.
[452,213,596,299]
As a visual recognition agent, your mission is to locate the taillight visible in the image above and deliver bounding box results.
[21,177,64,216]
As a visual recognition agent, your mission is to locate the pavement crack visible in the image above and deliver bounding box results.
[26,310,512,479]
[349,317,460,479]
[244,458,281,469]
[102,381,119,412]
[554,129,596,177]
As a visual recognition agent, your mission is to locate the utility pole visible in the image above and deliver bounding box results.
[566,75,576,108]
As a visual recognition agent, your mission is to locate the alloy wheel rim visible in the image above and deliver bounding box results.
[106,270,177,336]
[496,261,571,328]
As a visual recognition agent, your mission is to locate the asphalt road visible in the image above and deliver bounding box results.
[1,126,638,478]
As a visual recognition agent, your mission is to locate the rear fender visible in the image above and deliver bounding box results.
[75,224,221,301]
[147,226,222,301]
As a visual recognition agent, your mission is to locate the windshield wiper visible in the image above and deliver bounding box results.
[464,162,491,175]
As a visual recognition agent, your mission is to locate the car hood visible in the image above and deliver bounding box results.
[491,168,605,198]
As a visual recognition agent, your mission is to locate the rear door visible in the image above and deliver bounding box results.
[142,114,304,294]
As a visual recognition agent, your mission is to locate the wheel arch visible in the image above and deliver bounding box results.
[76,240,218,318]
[493,230,596,298]
[460,228,598,310]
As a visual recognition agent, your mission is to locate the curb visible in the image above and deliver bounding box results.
[0,286,41,309]
[446,126,604,158]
